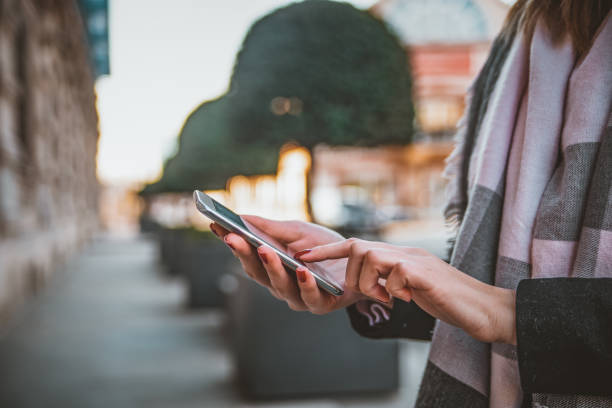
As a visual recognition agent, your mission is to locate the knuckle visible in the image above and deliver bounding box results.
[386,280,400,294]
[358,279,371,294]
[397,261,410,274]
[346,278,359,290]
[364,249,377,262]
[270,281,289,298]
[242,267,254,278]
[348,238,361,252]
[268,288,281,299]
[277,289,291,300]
[288,302,306,312]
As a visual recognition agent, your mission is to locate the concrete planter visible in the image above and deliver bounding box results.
[227,273,399,399]
[180,236,237,308]
[158,227,236,308]
[158,228,183,274]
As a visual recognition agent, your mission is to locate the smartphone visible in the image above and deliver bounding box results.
[193,190,344,296]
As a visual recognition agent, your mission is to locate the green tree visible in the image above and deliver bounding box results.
[227,0,414,149]
[141,99,279,194]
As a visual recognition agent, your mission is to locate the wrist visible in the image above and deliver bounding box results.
[490,287,517,345]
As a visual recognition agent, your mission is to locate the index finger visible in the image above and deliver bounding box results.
[294,239,352,262]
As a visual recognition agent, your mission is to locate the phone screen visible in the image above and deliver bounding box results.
[204,194,292,256]
[211,198,248,230]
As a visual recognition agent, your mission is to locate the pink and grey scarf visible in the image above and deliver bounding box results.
[420,12,612,408]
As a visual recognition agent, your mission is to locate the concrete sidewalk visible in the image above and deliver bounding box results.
[0,236,428,408]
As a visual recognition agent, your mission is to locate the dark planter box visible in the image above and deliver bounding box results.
[158,228,183,274]
[158,227,236,307]
[180,235,237,308]
[227,273,399,400]
[139,216,162,234]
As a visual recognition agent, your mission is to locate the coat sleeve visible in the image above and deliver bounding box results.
[516,278,612,396]
[346,298,435,340]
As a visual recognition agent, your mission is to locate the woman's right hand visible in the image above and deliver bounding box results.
[210,215,365,314]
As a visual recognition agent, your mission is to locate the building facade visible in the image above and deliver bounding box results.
[0,0,99,323]
[373,0,510,134]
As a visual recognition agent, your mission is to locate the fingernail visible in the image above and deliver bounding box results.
[210,224,219,237]
[258,248,268,264]
[296,267,308,283]
[293,249,312,260]
[224,236,235,250]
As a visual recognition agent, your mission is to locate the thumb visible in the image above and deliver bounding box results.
[242,215,302,242]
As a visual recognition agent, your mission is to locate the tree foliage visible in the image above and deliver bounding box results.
[141,99,278,194]
[228,0,414,149]
[142,0,414,195]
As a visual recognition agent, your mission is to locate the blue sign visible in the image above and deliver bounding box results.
[78,0,109,77]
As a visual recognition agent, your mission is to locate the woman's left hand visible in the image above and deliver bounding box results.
[296,238,517,345]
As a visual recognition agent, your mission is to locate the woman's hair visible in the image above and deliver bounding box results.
[501,0,611,56]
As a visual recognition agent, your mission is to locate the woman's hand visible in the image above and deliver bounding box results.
[297,238,517,344]
[210,216,364,314]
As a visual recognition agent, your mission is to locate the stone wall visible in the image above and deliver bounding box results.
[0,0,99,323]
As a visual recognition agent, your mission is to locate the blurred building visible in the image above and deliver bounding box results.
[310,142,453,228]
[308,0,511,229]
[373,0,510,134]
[0,0,102,322]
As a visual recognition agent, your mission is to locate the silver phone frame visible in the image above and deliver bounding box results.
[193,190,344,296]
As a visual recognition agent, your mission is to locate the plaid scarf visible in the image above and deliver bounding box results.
[416,14,612,408]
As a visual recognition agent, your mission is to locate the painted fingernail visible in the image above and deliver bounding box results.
[258,249,268,264]
[224,236,235,250]
[293,249,312,260]
[210,224,219,237]
[296,267,308,283]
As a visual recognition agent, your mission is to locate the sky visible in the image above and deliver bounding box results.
[95,0,378,186]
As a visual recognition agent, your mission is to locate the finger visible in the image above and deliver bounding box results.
[257,245,306,309]
[345,241,392,290]
[345,240,367,291]
[210,223,229,238]
[386,263,413,302]
[295,266,333,314]
[223,233,271,287]
[268,287,283,300]
[241,215,302,242]
[359,250,391,303]
[294,239,354,262]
